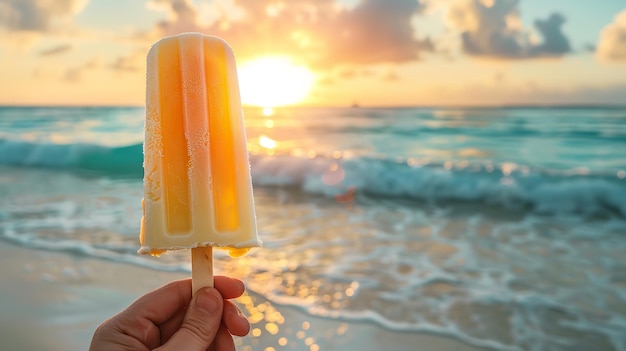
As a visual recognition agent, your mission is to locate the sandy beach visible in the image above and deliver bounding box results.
[0,240,487,351]
[2,105,624,351]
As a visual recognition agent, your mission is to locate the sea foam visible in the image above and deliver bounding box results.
[2,137,625,218]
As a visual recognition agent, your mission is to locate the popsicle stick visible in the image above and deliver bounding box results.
[191,246,214,294]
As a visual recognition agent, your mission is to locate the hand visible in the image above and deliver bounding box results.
[90,276,250,351]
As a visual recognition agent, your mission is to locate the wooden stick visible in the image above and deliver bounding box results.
[191,246,213,294]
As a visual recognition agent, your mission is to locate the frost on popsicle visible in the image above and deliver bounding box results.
[139,33,260,257]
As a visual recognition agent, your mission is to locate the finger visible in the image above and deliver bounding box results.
[89,317,149,351]
[214,276,245,299]
[158,306,187,344]
[108,280,188,348]
[212,324,235,351]
[126,279,192,325]
[160,298,249,342]
[157,287,224,351]
[223,300,250,337]
[160,282,246,342]
[127,276,242,325]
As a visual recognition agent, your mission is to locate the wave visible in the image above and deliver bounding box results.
[250,154,626,218]
[0,138,144,177]
[2,138,625,218]
[310,124,626,142]
[2,214,623,351]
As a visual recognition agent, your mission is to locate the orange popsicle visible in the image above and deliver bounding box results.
[139,33,260,292]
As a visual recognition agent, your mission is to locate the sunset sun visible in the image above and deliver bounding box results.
[237,56,315,107]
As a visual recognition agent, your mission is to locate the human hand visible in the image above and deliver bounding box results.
[90,276,250,351]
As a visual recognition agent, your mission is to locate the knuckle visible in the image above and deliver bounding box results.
[180,315,215,341]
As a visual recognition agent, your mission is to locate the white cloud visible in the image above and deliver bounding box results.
[142,0,434,68]
[597,9,626,62]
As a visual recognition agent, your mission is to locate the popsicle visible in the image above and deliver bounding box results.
[139,33,260,292]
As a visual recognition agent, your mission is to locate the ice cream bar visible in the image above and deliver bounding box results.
[139,33,260,289]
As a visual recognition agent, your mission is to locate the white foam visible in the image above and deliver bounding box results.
[1,165,625,351]
[250,154,626,218]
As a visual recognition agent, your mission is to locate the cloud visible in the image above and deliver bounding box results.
[109,50,145,72]
[147,0,200,34]
[143,0,434,68]
[0,0,88,32]
[446,0,571,59]
[530,13,570,56]
[596,9,626,62]
[38,44,72,56]
[321,0,434,65]
[63,56,102,82]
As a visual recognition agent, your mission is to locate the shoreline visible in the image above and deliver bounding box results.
[0,240,487,351]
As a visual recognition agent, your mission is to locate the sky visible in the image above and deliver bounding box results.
[0,0,625,107]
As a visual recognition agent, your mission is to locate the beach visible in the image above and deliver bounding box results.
[1,1,626,350]
[0,240,488,351]
[1,106,625,351]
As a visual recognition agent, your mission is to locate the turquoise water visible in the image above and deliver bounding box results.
[1,105,625,216]
[1,106,625,174]
[1,105,625,351]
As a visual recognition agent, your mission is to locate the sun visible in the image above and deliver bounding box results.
[237,56,315,107]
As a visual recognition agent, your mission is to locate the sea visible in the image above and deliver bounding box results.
[0,105,625,351]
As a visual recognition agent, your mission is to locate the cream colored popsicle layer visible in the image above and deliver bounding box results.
[139,33,260,257]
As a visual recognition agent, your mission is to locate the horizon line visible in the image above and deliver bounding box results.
[1,102,625,109]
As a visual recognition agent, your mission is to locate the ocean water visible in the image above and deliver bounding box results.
[1,105,625,351]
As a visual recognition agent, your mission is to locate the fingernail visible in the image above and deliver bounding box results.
[196,288,220,313]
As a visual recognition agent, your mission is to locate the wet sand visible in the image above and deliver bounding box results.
[0,240,487,351]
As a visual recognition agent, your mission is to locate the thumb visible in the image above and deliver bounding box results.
[157,287,223,351]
